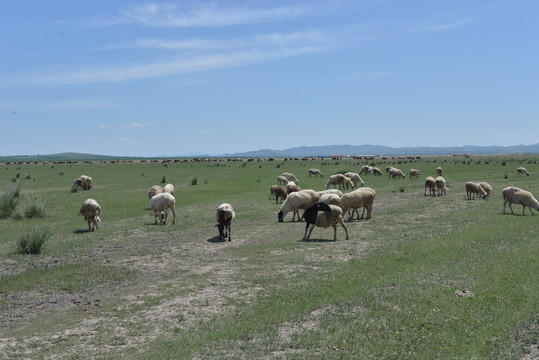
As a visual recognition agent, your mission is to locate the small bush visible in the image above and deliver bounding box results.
[25,174,31,179]
[0,186,22,219]
[399,186,405,193]
[24,199,46,219]
[276,164,281,168]
[504,173,508,179]
[191,177,198,186]
[59,172,64,176]
[161,176,166,184]
[16,227,50,255]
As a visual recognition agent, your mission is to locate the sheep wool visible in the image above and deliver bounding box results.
[148,185,163,200]
[302,204,349,241]
[502,187,539,215]
[215,203,235,241]
[435,176,447,196]
[278,189,320,222]
[80,198,101,231]
[465,182,488,200]
[339,187,375,220]
[150,192,176,225]
[424,176,436,196]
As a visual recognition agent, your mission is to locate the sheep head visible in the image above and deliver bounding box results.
[278,211,284,222]
[94,216,101,229]
[158,211,167,225]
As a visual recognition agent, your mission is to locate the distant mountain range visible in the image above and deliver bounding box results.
[1,144,538,162]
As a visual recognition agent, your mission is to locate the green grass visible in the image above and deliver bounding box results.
[15,226,50,255]
[0,155,537,359]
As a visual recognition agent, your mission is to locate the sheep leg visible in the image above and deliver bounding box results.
[303,223,316,241]
[332,223,337,241]
[336,216,349,240]
[508,201,515,215]
[227,224,231,241]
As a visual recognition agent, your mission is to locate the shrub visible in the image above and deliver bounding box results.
[191,177,198,186]
[161,175,166,184]
[24,199,46,219]
[16,227,50,255]
[25,174,31,179]
[399,186,405,193]
[276,164,281,168]
[0,186,22,219]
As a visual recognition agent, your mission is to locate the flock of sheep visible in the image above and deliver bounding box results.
[75,164,537,241]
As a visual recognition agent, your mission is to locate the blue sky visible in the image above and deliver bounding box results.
[1,1,538,157]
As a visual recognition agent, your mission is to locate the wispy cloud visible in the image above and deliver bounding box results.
[416,18,472,32]
[118,122,156,128]
[83,3,306,27]
[121,137,138,144]
[99,124,107,129]
[335,71,393,81]
[42,100,117,109]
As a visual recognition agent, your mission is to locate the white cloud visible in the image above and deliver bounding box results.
[121,137,138,144]
[417,18,472,32]
[202,130,213,135]
[99,124,107,129]
[118,122,156,128]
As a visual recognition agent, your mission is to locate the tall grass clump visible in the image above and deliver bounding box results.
[0,185,22,219]
[23,199,46,219]
[161,175,166,184]
[16,227,50,255]
[191,177,198,186]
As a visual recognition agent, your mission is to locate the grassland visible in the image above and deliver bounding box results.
[0,155,537,359]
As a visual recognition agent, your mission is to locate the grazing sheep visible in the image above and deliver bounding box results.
[386,166,395,175]
[435,176,447,196]
[215,203,235,241]
[478,182,492,196]
[148,185,163,200]
[339,187,375,221]
[465,181,488,200]
[424,176,436,196]
[269,185,287,201]
[372,167,383,176]
[150,193,176,225]
[277,175,288,185]
[437,167,443,177]
[281,172,299,184]
[308,168,323,177]
[409,169,420,180]
[301,203,349,241]
[359,165,373,175]
[389,168,405,179]
[163,183,175,196]
[344,172,365,187]
[71,175,93,192]
[80,198,101,231]
[502,187,539,215]
[517,167,530,176]
[317,189,343,197]
[325,174,355,190]
[278,189,320,222]
[319,193,342,206]
[286,181,302,194]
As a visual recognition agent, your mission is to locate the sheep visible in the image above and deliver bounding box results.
[80,198,101,231]
[286,181,302,194]
[437,167,443,177]
[148,185,163,200]
[71,175,93,192]
[278,189,320,222]
[389,168,405,179]
[424,176,436,196]
[409,169,420,180]
[150,192,176,225]
[317,189,343,197]
[435,176,447,196]
[339,187,375,221]
[502,187,539,215]
[478,182,492,197]
[308,168,323,177]
[359,165,373,175]
[465,181,488,200]
[281,172,299,184]
[269,185,287,202]
[386,166,395,175]
[163,183,175,196]
[301,202,349,241]
[372,167,383,176]
[517,167,530,176]
[215,203,235,241]
[319,193,341,206]
[344,172,365,187]
[325,174,355,190]
[277,175,288,185]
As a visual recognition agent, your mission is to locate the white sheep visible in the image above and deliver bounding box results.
[302,203,349,241]
[277,189,320,222]
[502,187,539,215]
[148,185,163,200]
[465,181,488,200]
[163,183,175,196]
[478,182,492,197]
[386,166,395,175]
[437,167,443,177]
[344,172,365,187]
[150,192,176,225]
[281,172,299,184]
[325,174,354,190]
[359,165,374,175]
[215,203,235,241]
[409,169,420,180]
[317,189,343,197]
[424,176,436,196]
[435,176,447,196]
[389,168,405,179]
[517,167,530,176]
[372,167,383,176]
[71,175,93,192]
[339,187,375,221]
[277,175,288,185]
[80,198,101,231]
[319,193,341,206]
[308,168,323,177]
